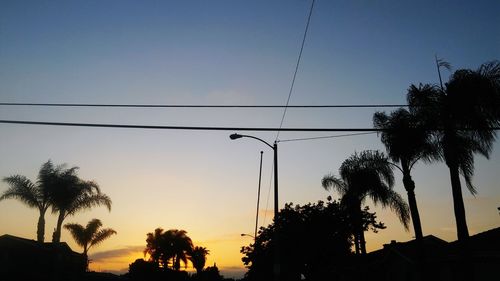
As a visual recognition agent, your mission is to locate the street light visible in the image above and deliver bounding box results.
[229,134,278,220]
[230,133,280,281]
[240,233,255,239]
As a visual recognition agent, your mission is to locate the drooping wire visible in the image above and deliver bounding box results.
[278,132,377,143]
[276,0,316,141]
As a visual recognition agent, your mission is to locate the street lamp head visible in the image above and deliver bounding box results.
[230,133,243,140]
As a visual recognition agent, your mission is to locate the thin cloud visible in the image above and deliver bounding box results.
[90,245,144,261]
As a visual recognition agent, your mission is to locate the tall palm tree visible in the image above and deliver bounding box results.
[373,108,434,241]
[408,60,500,241]
[322,150,410,254]
[50,165,112,243]
[64,218,117,270]
[190,246,210,274]
[1,161,58,242]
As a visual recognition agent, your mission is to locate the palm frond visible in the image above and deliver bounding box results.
[88,228,117,250]
[1,176,40,208]
[64,223,87,248]
[321,175,347,195]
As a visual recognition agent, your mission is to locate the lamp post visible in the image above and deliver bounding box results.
[241,233,255,239]
[230,133,280,281]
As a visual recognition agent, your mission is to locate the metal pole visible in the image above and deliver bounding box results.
[255,151,263,240]
[273,141,280,281]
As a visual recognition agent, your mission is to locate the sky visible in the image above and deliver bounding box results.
[1,0,499,278]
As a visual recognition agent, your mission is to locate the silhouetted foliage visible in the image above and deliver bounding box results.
[64,218,117,270]
[190,246,210,274]
[127,258,190,281]
[144,228,194,270]
[49,164,112,243]
[193,264,224,281]
[374,108,434,241]
[1,160,57,242]
[241,200,384,281]
[128,258,160,280]
[408,60,500,241]
[322,150,409,255]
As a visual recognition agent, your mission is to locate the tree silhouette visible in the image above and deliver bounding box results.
[49,164,112,243]
[408,60,500,241]
[322,150,410,254]
[64,218,117,270]
[241,200,378,280]
[373,108,434,241]
[165,229,193,271]
[144,228,194,271]
[190,246,210,275]
[1,161,59,242]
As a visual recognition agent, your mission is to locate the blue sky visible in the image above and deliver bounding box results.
[1,0,499,278]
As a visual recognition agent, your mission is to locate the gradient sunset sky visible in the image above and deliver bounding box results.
[1,0,499,278]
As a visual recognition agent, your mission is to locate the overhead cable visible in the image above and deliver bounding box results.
[276,0,316,140]
[0,102,409,108]
[1,120,498,132]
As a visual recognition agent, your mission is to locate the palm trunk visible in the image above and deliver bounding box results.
[52,211,65,243]
[37,208,46,243]
[359,229,367,255]
[355,207,367,255]
[402,171,423,241]
[448,163,470,241]
[353,233,360,254]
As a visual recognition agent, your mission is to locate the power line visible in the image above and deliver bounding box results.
[278,132,377,143]
[0,119,385,131]
[0,120,498,132]
[0,102,409,108]
[276,0,316,140]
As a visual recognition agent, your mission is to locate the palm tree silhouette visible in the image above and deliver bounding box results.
[1,161,58,242]
[408,60,500,241]
[164,229,193,271]
[144,228,167,267]
[49,165,112,243]
[144,228,193,270]
[373,108,434,241]
[64,218,117,270]
[190,246,210,274]
[322,150,410,254]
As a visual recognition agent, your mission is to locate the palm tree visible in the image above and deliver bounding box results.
[164,229,193,271]
[50,165,112,243]
[145,228,168,267]
[190,246,210,274]
[373,108,434,241]
[64,218,117,270]
[408,60,500,241]
[1,161,58,242]
[322,150,410,254]
[144,228,193,270]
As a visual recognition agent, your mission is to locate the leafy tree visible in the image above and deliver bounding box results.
[1,160,58,242]
[373,108,434,241]
[144,228,194,270]
[408,60,500,241]
[49,164,112,243]
[241,200,373,281]
[322,150,410,254]
[190,246,210,274]
[64,218,117,269]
